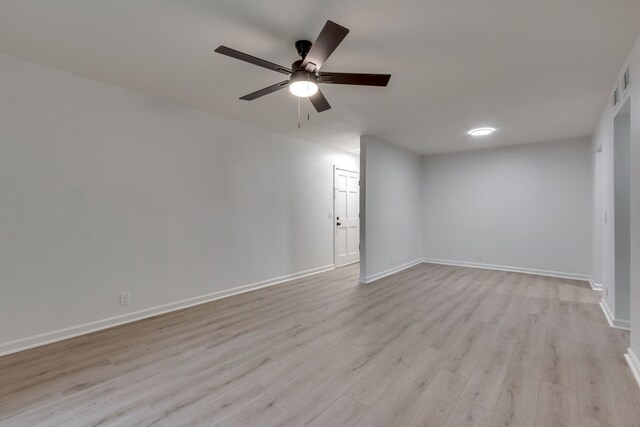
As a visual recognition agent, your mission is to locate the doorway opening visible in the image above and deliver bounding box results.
[334,167,360,267]
[613,98,631,326]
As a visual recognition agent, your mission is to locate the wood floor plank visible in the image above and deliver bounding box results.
[350,347,446,426]
[574,341,620,426]
[460,334,517,410]
[535,381,581,427]
[307,395,369,427]
[581,416,615,427]
[442,321,495,377]
[490,352,542,427]
[539,325,579,391]
[397,369,469,426]
[444,400,493,427]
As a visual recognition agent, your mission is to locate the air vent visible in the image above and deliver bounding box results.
[624,67,631,90]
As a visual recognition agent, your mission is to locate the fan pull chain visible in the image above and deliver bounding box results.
[306,74,311,121]
[307,73,310,121]
[297,97,301,129]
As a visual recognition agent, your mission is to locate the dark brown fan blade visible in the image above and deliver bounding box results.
[239,81,290,101]
[215,46,291,75]
[301,21,349,73]
[318,72,391,86]
[309,89,331,112]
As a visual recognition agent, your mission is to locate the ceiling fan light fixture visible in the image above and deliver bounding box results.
[289,71,318,97]
[468,127,496,136]
[289,80,318,97]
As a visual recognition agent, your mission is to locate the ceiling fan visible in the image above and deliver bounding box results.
[214,20,391,113]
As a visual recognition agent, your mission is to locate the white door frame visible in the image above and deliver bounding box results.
[333,166,360,267]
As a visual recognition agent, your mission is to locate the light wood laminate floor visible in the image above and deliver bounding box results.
[1,263,639,426]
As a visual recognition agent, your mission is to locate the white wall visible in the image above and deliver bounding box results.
[0,52,358,354]
[421,138,593,278]
[593,33,640,362]
[360,135,422,282]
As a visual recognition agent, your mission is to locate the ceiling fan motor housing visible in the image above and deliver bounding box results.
[292,35,318,84]
[295,40,312,59]
[290,69,318,85]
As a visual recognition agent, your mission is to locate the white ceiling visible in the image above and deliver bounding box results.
[1,1,639,155]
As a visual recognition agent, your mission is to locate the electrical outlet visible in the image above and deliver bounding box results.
[120,292,130,306]
[390,257,395,266]
[476,253,484,262]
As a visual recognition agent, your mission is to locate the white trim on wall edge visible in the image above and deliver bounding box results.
[589,281,603,291]
[0,264,335,357]
[421,258,594,283]
[599,299,631,331]
[625,348,640,389]
[359,259,422,284]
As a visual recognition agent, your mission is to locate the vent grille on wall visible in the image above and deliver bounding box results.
[624,67,631,91]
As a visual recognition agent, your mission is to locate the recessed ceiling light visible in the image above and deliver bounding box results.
[468,127,496,136]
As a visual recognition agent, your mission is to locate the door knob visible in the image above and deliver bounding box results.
[336,222,341,226]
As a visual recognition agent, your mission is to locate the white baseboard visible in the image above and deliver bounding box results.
[337,259,360,268]
[599,299,631,331]
[362,257,598,288]
[0,264,335,357]
[359,259,422,284]
[421,258,593,283]
[625,348,640,389]
[588,280,603,291]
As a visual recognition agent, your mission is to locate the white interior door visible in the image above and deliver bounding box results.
[334,168,360,267]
